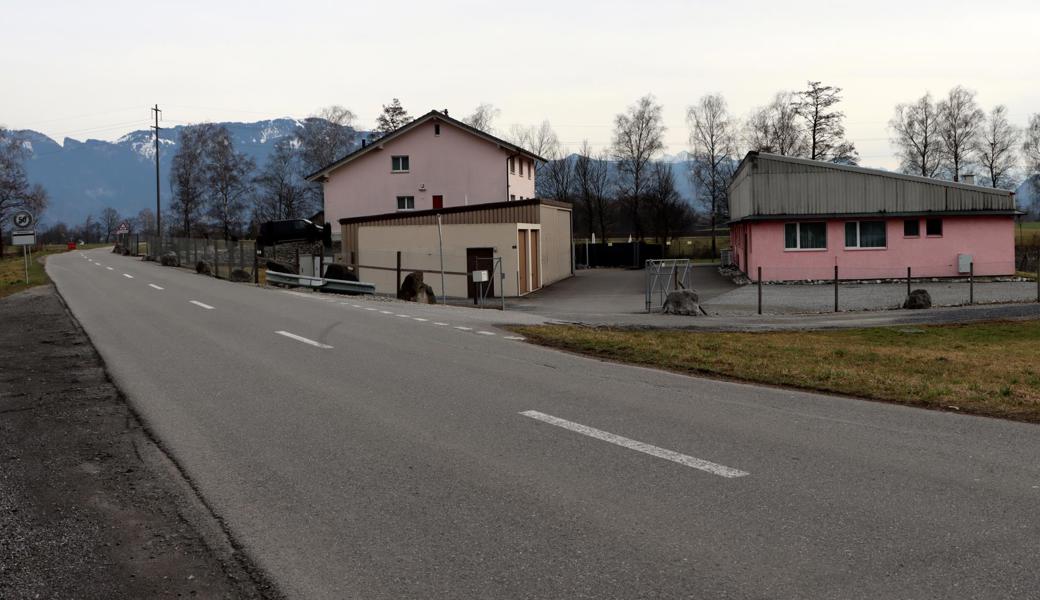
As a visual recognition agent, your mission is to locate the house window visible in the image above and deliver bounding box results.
[926,218,943,236]
[845,221,886,248]
[784,222,827,250]
[434,123,441,136]
[396,196,415,210]
[510,194,516,201]
[519,159,524,176]
[509,157,515,173]
[391,155,409,172]
[904,219,920,237]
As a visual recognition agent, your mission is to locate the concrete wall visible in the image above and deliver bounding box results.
[742,215,1015,281]
[323,119,536,224]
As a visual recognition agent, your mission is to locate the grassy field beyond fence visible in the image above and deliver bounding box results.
[512,321,1040,423]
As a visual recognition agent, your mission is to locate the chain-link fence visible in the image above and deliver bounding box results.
[144,236,259,282]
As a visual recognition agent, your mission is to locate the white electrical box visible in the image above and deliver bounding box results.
[471,270,489,283]
[957,253,973,274]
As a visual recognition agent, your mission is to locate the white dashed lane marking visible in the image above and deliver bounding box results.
[433,322,448,326]
[412,318,428,322]
[476,331,495,336]
[189,300,214,310]
[519,410,750,479]
[504,336,526,341]
[275,330,333,349]
[454,326,473,331]
[380,310,393,315]
[122,273,134,279]
[106,267,114,270]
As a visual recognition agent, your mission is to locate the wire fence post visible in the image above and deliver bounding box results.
[396,251,402,295]
[757,266,762,315]
[969,261,974,305]
[833,265,839,313]
[906,266,911,298]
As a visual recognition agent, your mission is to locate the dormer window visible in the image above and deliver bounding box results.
[392,155,409,172]
[434,124,441,136]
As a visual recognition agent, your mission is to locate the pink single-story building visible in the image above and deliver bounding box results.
[728,152,1020,281]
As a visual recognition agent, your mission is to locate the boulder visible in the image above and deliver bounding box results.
[142,255,156,262]
[903,289,932,309]
[662,289,704,316]
[120,247,131,256]
[195,260,212,275]
[323,263,359,282]
[229,268,252,282]
[111,244,122,254]
[398,271,437,304]
[159,252,180,267]
[265,259,298,275]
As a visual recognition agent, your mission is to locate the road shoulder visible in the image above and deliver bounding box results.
[0,284,282,599]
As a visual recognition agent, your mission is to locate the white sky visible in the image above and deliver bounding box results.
[3,0,1038,169]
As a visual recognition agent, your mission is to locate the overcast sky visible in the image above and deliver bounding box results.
[3,0,1038,169]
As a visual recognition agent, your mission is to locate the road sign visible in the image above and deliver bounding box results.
[116,221,130,235]
[13,231,36,246]
[12,210,34,230]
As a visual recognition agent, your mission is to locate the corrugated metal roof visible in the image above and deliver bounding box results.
[728,152,1018,222]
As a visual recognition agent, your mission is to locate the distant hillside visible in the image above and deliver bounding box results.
[20,119,355,226]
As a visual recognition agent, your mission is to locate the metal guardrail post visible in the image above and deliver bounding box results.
[969,262,974,305]
[834,265,839,312]
[757,266,762,315]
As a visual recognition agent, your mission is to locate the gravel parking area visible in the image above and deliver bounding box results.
[704,280,1039,315]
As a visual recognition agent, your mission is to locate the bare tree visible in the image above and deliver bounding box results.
[463,103,500,133]
[744,92,806,157]
[975,105,1020,189]
[688,93,738,258]
[537,148,574,202]
[889,93,944,177]
[509,120,563,191]
[375,98,412,134]
[295,105,358,175]
[0,128,48,257]
[135,208,156,236]
[937,86,984,182]
[254,138,309,222]
[100,207,121,243]
[1024,114,1040,217]
[794,81,858,164]
[573,140,614,242]
[645,162,692,245]
[168,124,212,237]
[204,126,256,240]
[612,94,665,240]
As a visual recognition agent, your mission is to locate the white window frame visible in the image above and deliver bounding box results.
[391,155,409,173]
[396,196,415,211]
[784,222,827,251]
[844,220,887,250]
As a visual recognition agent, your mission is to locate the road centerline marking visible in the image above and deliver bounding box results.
[189,300,214,310]
[476,331,495,336]
[148,284,164,290]
[379,310,393,314]
[275,330,333,349]
[106,266,114,270]
[122,273,134,278]
[454,326,473,331]
[519,410,749,479]
[504,336,526,341]
[412,317,428,322]
[433,322,448,326]
[364,307,377,311]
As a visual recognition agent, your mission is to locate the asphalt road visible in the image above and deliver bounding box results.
[48,248,1040,599]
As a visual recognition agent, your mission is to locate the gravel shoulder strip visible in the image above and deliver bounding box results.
[0,285,282,600]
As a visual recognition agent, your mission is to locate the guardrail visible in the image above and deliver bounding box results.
[265,270,376,295]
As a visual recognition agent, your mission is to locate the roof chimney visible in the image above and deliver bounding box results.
[443,109,449,116]
[361,138,366,148]
[961,173,975,185]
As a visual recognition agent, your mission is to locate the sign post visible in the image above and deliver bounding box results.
[12,210,36,284]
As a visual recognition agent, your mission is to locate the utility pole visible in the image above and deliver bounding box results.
[151,104,162,240]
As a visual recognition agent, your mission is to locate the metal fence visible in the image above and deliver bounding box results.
[645,259,693,312]
[144,236,259,282]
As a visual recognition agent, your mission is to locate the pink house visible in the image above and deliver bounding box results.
[306,110,543,225]
[728,152,1019,281]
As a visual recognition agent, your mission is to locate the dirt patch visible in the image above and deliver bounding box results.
[0,285,282,599]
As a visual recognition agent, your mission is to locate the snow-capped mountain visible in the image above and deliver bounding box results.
[20,118,340,226]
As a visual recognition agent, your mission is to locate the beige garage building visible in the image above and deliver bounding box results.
[339,198,573,299]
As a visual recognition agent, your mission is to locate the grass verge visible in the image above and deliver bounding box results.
[511,321,1040,423]
[0,244,106,298]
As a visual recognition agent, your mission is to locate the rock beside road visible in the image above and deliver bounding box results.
[265,259,297,275]
[662,289,705,316]
[160,252,180,267]
[230,268,252,282]
[903,289,933,309]
[323,263,359,282]
[398,271,437,304]
[196,260,212,275]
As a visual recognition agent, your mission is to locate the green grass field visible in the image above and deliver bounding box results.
[513,321,1040,423]
[1017,221,1040,246]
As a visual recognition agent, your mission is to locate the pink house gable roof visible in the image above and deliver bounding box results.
[305,110,546,182]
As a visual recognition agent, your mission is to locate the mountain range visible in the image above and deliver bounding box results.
[16,121,1039,226]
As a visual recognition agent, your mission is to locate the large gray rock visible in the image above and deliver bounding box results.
[398,271,437,304]
[903,289,932,309]
[662,289,704,316]
[265,259,297,275]
[323,263,358,282]
[195,260,212,275]
[111,244,123,254]
[229,268,252,282]
[159,252,180,267]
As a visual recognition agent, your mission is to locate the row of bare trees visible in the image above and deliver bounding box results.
[0,128,49,257]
